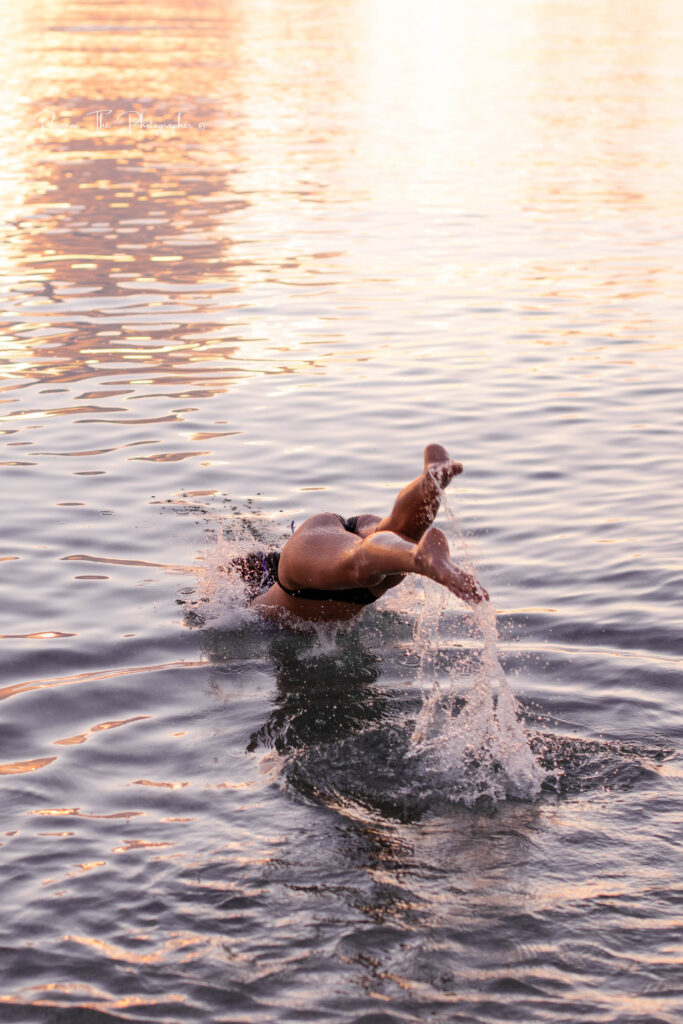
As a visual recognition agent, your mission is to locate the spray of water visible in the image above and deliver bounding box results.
[409,490,546,806]
[192,515,266,629]
[193,516,350,653]
[193,494,545,807]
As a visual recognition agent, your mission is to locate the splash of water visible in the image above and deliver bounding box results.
[192,491,544,806]
[409,495,545,806]
[192,515,269,629]
[191,515,347,648]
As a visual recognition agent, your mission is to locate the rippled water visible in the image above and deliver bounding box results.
[1,1,682,1021]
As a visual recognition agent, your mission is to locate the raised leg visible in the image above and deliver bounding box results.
[357,527,488,603]
[374,443,463,542]
[270,445,487,608]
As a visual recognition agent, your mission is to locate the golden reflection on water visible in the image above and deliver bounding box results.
[0,756,57,775]
[53,714,150,746]
[0,0,681,399]
[31,807,144,819]
[0,660,204,705]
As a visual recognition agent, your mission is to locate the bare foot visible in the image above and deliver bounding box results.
[423,443,463,493]
[373,443,465,543]
[414,527,489,604]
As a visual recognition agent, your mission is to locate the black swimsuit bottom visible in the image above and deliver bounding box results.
[276,514,378,606]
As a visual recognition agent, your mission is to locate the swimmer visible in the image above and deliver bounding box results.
[231,444,488,625]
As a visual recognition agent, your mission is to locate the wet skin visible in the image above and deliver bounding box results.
[251,445,488,626]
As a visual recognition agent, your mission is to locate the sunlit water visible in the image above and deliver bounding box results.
[1,1,682,1021]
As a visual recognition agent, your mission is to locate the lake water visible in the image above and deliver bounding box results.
[1,1,682,1021]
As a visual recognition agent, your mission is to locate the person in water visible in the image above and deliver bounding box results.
[232,444,488,625]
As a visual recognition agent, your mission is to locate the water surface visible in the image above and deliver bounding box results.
[1,1,682,1022]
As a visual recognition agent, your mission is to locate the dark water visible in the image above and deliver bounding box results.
[1,0,682,1021]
